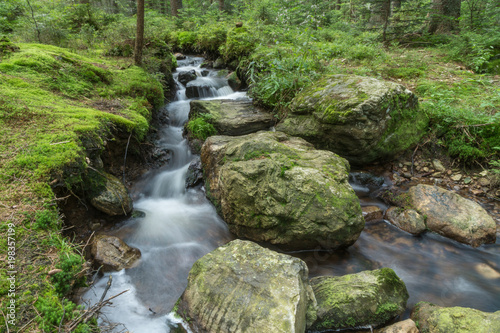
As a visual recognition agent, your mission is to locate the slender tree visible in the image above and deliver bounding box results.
[218,0,224,11]
[171,0,182,16]
[134,0,144,65]
[428,0,462,33]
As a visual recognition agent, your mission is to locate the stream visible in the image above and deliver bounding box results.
[83,57,500,332]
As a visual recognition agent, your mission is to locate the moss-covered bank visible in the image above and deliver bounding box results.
[0,42,168,331]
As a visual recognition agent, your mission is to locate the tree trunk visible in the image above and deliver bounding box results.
[218,0,224,11]
[134,0,145,66]
[336,0,342,11]
[171,0,182,16]
[429,0,461,33]
[369,0,391,25]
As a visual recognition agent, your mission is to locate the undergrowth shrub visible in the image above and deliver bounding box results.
[51,253,85,296]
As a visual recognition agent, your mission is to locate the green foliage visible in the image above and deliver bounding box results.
[446,31,500,73]
[35,208,60,230]
[51,253,84,296]
[186,114,217,141]
[418,79,500,163]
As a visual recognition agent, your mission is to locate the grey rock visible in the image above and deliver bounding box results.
[179,240,317,333]
[276,75,427,165]
[408,184,496,246]
[91,235,141,271]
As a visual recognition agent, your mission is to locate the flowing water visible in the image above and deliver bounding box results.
[83,57,500,332]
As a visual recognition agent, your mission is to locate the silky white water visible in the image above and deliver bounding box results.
[82,57,238,332]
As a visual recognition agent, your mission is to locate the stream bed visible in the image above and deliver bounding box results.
[83,57,500,332]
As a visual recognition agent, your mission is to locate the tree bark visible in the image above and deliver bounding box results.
[134,0,145,66]
[428,0,461,33]
[218,0,224,11]
[171,0,182,16]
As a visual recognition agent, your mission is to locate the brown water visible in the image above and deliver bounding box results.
[292,174,500,316]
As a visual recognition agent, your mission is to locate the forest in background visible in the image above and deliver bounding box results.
[0,0,499,332]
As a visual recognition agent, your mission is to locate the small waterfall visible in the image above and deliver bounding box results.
[83,56,235,332]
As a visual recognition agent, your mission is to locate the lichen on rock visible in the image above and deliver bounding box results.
[310,268,409,331]
[201,131,364,250]
[179,239,317,333]
[276,74,427,165]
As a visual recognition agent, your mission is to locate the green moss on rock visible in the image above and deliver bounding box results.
[310,268,409,330]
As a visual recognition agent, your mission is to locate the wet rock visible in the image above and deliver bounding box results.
[410,302,500,333]
[174,52,186,60]
[179,239,317,333]
[408,184,496,246]
[363,206,383,222]
[89,172,133,216]
[185,158,203,188]
[200,69,209,77]
[201,131,364,250]
[375,319,418,333]
[385,207,426,235]
[188,100,275,136]
[213,57,225,69]
[276,75,427,165]
[432,159,446,172]
[177,69,197,86]
[310,268,409,331]
[90,235,141,272]
[227,71,241,91]
[349,172,385,187]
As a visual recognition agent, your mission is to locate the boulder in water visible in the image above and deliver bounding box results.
[90,235,141,271]
[410,302,500,333]
[407,184,496,246]
[185,158,203,188]
[89,172,133,216]
[177,69,197,86]
[276,75,427,165]
[385,207,426,235]
[201,131,364,250]
[189,100,275,136]
[178,239,317,333]
[310,268,409,331]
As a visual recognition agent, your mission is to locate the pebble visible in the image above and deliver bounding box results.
[479,178,490,186]
[479,170,488,177]
[423,167,430,172]
[432,172,443,177]
[447,170,453,175]
[432,159,446,172]
[453,185,461,191]
[451,174,462,181]
[463,177,472,184]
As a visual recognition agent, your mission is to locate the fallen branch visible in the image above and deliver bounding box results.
[66,275,129,331]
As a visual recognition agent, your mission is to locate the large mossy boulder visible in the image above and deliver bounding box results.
[201,131,364,250]
[276,75,427,165]
[89,172,133,216]
[407,184,496,247]
[178,239,317,333]
[189,100,275,136]
[310,268,409,331]
[410,302,500,333]
[90,235,141,272]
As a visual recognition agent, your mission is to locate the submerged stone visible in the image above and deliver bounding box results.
[201,131,364,250]
[276,74,427,165]
[407,184,496,246]
[310,268,409,331]
[410,302,500,333]
[90,235,141,272]
[179,239,317,333]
